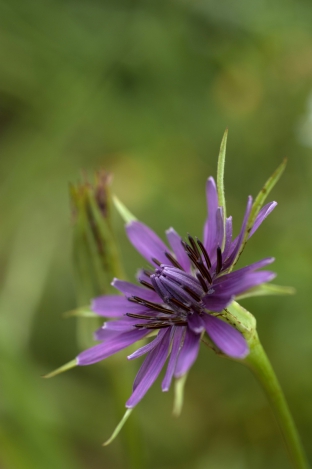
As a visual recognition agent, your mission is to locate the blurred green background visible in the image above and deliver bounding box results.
[0,0,312,468]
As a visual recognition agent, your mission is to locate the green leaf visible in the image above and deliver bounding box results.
[250,158,287,226]
[231,159,287,268]
[112,195,137,224]
[236,283,295,300]
[43,359,77,379]
[217,129,228,239]
[173,374,188,417]
[102,408,133,446]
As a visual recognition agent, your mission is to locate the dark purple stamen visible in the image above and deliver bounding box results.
[128,296,173,313]
[151,257,162,266]
[169,297,191,311]
[188,234,200,259]
[196,272,208,293]
[216,246,222,274]
[139,279,155,291]
[181,239,213,284]
[196,238,211,269]
[126,312,156,320]
[165,251,183,270]
[183,285,202,302]
[135,319,187,329]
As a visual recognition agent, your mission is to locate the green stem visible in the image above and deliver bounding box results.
[244,333,309,469]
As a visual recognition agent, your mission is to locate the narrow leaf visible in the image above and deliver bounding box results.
[43,359,77,378]
[173,373,188,417]
[248,158,287,232]
[231,159,286,268]
[102,409,133,446]
[236,283,295,300]
[113,195,137,224]
[217,129,228,228]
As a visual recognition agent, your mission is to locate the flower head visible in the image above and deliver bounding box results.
[77,176,276,408]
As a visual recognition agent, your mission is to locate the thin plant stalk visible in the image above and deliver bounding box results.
[244,334,309,469]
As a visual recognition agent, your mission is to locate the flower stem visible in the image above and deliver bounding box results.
[244,333,309,469]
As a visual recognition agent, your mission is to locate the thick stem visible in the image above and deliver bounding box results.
[244,333,309,469]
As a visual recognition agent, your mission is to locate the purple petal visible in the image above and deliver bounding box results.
[202,293,234,312]
[174,327,201,378]
[212,271,276,297]
[112,278,161,302]
[77,329,149,365]
[126,329,171,408]
[249,202,277,238]
[222,216,233,259]
[213,257,275,285]
[216,207,225,249]
[202,314,249,358]
[161,269,203,296]
[126,221,169,266]
[162,327,184,391]
[203,177,219,256]
[166,228,191,272]
[223,196,253,268]
[91,295,147,317]
[95,319,136,341]
[187,312,204,333]
[128,329,167,360]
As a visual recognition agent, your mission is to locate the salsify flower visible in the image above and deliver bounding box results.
[76,177,277,408]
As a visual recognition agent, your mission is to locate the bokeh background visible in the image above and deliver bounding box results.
[0,0,312,468]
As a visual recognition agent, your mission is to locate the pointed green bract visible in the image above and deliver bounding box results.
[250,158,287,226]
[102,409,133,446]
[236,283,295,300]
[43,359,77,379]
[231,159,287,268]
[113,195,137,224]
[216,129,228,244]
[223,301,256,339]
[173,374,188,417]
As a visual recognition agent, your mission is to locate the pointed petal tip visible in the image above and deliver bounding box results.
[207,176,216,186]
[111,278,118,287]
[267,271,277,282]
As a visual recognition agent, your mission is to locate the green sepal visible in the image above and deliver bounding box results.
[102,408,133,446]
[236,283,295,300]
[113,195,137,224]
[216,129,228,245]
[231,158,287,269]
[43,359,77,379]
[221,301,256,341]
[173,373,188,417]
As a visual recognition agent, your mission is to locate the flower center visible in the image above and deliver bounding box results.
[150,266,203,309]
[127,234,222,330]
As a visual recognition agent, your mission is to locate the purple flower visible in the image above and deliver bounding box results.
[77,177,276,408]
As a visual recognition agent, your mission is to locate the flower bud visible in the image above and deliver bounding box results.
[70,171,125,347]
